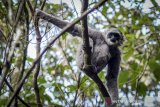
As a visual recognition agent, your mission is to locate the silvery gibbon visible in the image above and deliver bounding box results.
[48,15,124,103]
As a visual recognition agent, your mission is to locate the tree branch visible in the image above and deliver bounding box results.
[33,11,43,107]
[4,78,30,107]
[7,0,107,106]
[0,67,30,106]
[81,0,91,66]
[80,0,110,105]
[0,0,25,93]
[32,1,47,106]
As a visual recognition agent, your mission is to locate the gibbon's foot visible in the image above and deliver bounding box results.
[105,97,112,106]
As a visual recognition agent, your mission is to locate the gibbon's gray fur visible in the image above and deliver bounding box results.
[49,16,124,102]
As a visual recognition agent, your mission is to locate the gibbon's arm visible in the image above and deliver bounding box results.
[106,52,121,103]
[38,10,102,39]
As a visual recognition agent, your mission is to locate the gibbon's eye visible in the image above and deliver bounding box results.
[108,33,113,38]
[109,33,120,40]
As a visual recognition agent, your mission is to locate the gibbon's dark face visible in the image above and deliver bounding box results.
[104,28,124,46]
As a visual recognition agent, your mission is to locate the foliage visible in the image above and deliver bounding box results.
[0,0,160,106]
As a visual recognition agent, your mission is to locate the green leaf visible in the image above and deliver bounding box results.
[137,82,147,96]
[123,48,134,60]
[38,77,46,84]
[130,62,138,70]
[126,34,135,41]
[67,85,76,92]
[27,57,34,62]
[102,5,108,15]
[47,67,54,74]
[62,33,67,40]
[44,94,52,102]
[149,60,160,81]
[118,71,129,88]
[131,79,137,91]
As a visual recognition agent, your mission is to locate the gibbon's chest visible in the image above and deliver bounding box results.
[92,44,111,65]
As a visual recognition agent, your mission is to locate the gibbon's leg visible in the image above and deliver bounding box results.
[76,38,94,70]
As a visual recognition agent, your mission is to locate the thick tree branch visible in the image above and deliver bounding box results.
[28,1,46,106]
[32,1,47,107]
[7,0,107,106]
[81,0,91,66]
[26,0,34,16]
[81,0,110,105]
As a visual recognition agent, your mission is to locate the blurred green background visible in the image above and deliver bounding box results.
[0,0,160,106]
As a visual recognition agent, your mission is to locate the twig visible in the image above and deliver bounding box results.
[73,73,81,107]
[40,0,46,10]
[70,0,79,16]
[18,2,29,82]
[0,67,29,106]
[135,48,152,100]
[26,0,34,16]
[7,0,107,106]
[58,40,77,80]
[33,11,43,107]
[33,1,47,106]
[4,78,30,107]
[0,0,25,93]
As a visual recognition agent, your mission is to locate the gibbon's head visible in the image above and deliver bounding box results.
[103,28,124,47]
